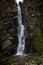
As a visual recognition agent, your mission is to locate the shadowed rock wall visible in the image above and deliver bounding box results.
[21,0,43,55]
[0,0,18,58]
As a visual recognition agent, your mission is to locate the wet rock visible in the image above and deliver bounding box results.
[21,0,43,55]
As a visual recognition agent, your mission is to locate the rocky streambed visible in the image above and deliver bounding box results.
[6,54,43,65]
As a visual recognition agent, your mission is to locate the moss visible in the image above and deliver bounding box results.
[33,31,43,55]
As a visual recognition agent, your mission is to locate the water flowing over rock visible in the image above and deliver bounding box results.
[16,4,25,55]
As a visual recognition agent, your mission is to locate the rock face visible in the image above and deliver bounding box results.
[19,2,32,54]
[21,0,43,55]
[0,0,18,58]
[0,0,43,61]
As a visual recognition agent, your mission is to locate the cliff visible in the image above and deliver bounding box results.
[0,0,18,61]
[0,0,43,65]
[21,0,43,55]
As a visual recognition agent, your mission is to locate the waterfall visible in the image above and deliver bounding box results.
[16,4,25,55]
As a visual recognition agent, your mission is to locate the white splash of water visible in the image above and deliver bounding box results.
[16,0,23,4]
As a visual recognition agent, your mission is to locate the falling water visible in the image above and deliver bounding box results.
[16,4,25,55]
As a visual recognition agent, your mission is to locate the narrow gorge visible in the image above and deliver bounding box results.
[0,0,43,65]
